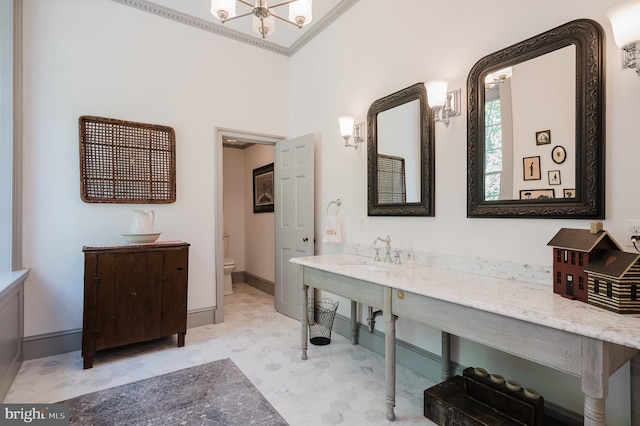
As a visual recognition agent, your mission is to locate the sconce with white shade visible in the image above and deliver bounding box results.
[338,116,365,149]
[607,0,640,76]
[425,80,461,127]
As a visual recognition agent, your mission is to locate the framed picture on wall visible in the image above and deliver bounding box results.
[563,188,576,198]
[551,145,566,164]
[519,189,555,200]
[536,129,551,145]
[253,163,274,213]
[523,156,541,181]
[548,170,561,185]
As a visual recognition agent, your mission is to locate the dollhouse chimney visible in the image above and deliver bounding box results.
[590,221,603,234]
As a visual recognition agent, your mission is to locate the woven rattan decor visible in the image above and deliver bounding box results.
[79,116,176,203]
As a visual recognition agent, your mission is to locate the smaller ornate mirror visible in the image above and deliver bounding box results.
[367,83,434,216]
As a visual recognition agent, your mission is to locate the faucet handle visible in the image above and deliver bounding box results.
[393,249,402,265]
[374,247,381,262]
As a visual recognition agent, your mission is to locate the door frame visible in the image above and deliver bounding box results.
[213,127,285,323]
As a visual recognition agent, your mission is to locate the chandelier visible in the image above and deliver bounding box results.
[210,0,313,39]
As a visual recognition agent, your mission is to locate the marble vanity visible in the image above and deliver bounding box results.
[291,253,640,425]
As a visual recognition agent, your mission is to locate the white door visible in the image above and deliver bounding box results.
[274,134,314,319]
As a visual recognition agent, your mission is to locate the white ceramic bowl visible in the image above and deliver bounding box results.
[120,232,161,244]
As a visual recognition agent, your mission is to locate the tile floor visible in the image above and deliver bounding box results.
[5,283,436,425]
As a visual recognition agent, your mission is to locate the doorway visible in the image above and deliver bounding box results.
[214,128,284,323]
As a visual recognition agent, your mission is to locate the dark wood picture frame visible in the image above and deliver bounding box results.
[548,170,561,185]
[536,130,551,145]
[523,156,541,181]
[253,163,274,213]
[520,189,555,200]
[552,145,567,164]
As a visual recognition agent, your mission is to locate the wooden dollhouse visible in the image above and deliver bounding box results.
[547,227,621,302]
[584,250,640,314]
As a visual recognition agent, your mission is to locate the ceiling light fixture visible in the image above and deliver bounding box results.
[211,0,313,39]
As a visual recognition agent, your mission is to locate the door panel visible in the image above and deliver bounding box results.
[275,134,314,319]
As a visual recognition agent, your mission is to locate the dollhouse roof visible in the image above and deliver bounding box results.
[547,228,622,253]
[584,250,640,279]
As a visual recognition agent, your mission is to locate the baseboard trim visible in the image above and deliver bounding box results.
[242,272,274,296]
[23,309,218,360]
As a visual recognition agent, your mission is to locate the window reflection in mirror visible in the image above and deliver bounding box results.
[377,99,421,203]
[482,45,576,202]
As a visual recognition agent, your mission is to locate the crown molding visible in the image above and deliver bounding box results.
[289,0,359,55]
[110,0,359,57]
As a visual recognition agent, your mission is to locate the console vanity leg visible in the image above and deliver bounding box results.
[301,284,309,360]
[441,332,451,381]
[384,288,397,421]
[631,352,640,425]
[351,300,359,345]
[581,337,609,426]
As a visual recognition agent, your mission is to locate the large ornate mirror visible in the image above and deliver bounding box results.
[467,19,604,218]
[367,83,434,216]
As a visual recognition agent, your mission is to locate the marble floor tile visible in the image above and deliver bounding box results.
[5,283,436,425]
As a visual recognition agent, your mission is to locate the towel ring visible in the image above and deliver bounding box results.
[326,199,341,215]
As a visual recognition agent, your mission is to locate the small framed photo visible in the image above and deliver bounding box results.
[523,156,541,181]
[551,145,566,164]
[548,170,561,185]
[520,189,555,200]
[536,130,551,145]
[253,163,274,213]
[563,188,576,198]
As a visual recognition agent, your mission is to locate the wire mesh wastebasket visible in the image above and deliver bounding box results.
[308,298,339,346]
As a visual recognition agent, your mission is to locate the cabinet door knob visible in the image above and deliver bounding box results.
[303,237,309,242]
[131,292,137,297]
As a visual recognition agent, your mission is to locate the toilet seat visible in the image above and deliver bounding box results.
[224,257,236,268]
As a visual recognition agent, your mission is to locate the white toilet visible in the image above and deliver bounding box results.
[223,233,236,295]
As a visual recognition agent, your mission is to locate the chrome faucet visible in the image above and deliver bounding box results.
[374,235,392,263]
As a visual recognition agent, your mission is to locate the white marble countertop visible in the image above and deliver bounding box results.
[291,253,640,350]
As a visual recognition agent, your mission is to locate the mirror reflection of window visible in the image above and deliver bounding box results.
[377,154,406,204]
[377,99,420,203]
[484,78,514,200]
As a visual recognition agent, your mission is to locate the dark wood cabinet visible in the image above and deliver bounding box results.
[82,241,189,369]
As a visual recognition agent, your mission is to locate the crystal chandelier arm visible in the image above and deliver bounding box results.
[269,11,304,28]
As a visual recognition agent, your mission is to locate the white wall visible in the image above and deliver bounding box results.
[223,147,246,270]
[287,0,640,423]
[21,0,288,334]
[243,144,275,281]
[511,47,576,198]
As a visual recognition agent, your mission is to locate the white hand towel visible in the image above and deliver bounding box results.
[323,214,341,244]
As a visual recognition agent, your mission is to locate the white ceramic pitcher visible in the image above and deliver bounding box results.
[129,209,155,234]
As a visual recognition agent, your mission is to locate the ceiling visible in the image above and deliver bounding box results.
[115,0,356,56]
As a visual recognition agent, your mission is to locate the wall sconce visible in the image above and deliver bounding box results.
[338,116,366,149]
[607,1,640,76]
[425,80,461,127]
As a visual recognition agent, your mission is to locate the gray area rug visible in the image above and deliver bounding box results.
[64,358,288,425]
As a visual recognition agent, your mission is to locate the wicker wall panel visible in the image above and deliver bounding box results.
[79,116,176,203]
